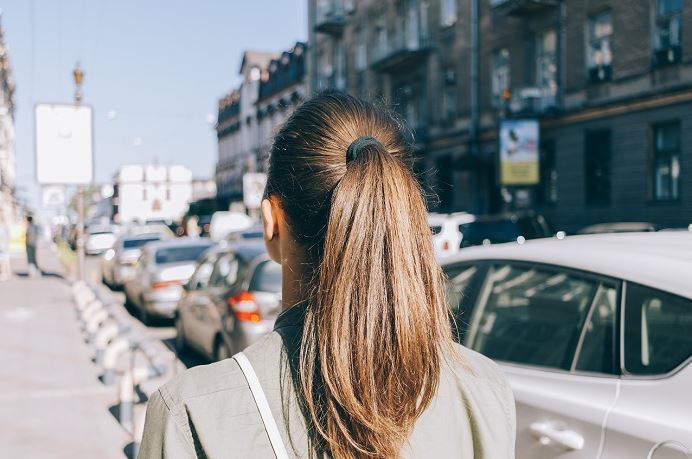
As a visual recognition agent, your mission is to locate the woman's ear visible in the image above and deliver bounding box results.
[261,197,282,263]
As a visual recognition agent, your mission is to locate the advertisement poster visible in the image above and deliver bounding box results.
[499,119,540,185]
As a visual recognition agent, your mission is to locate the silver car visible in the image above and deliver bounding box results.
[442,232,692,459]
[101,233,164,288]
[124,238,213,324]
[175,241,281,361]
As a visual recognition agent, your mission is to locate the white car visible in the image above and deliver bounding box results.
[85,225,117,255]
[428,212,475,257]
[441,232,692,459]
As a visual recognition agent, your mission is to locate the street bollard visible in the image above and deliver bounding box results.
[101,336,131,385]
[94,321,131,364]
[85,309,110,343]
[75,289,96,310]
[80,300,104,325]
[118,362,167,432]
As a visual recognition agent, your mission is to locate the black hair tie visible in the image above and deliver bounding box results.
[346,136,383,164]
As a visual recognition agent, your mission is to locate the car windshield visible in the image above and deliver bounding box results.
[249,260,281,293]
[123,237,160,249]
[155,245,210,264]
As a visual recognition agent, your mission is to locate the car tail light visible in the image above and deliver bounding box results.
[227,291,261,322]
[152,280,183,289]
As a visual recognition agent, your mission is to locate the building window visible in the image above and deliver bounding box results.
[537,139,557,205]
[652,122,681,201]
[585,130,612,205]
[491,48,510,108]
[536,29,558,104]
[442,69,456,120]
[395,83,419,128]
[440,0,457,27]
[335,39,346,90]
[654,0,682,66]
[355,30,367,71]
[587,11,613,82]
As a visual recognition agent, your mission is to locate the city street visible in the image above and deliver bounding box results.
[0,246,204,458]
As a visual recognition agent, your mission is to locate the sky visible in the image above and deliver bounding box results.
[0,0,307,214]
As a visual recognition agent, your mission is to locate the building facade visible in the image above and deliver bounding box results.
[257,42,308,171]
[112,164,192,224]
[0,19,16,226]
[308,0,692,232]
[216,51,278,207]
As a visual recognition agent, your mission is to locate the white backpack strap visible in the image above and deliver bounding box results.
[233,352,290,459]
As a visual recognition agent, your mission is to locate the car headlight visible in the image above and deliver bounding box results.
[104,249,116,261]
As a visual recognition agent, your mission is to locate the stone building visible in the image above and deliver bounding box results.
[308,0,692,232]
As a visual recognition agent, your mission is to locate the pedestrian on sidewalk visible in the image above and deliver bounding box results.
[139,93,515,459]
[0,214,11,280]
[25,215,40,277]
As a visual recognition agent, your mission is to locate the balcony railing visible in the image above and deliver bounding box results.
[508,87,559,116]
[314,1,346,35]
[489,0,559,16]
[371,30,432,73]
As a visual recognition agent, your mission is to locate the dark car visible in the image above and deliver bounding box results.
[459,213,553,248]
[175,241,281,361]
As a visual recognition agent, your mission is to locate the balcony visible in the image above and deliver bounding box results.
[489,0,559,16]
[314,2,346,36]
[371,32,432,73]
[508,87,559,117]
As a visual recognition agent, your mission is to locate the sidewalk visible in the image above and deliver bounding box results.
[0,247,130,459]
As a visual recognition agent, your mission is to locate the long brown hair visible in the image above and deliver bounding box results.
[266,93,455,458]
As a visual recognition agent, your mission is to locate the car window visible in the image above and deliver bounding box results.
[155,244,210,264]
[123,236,160,249]
[574,284,618,374]
[466,264,598,370]
[189,257,215,290]
[624,283,692,376]
[459,220,519,247]
[249,260,282,293]
[209,253,238,287]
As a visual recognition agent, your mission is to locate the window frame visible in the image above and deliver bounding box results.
[586,10,613,83]
[652,0,683,66]
[458,259,623,378]
[439,0,457,28]
[650,121,681,202]
[620,280,692,380]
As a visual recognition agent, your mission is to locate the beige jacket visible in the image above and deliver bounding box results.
[139,305,516,458]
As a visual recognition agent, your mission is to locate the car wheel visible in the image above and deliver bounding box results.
[175,315,187,352]
[214,337,232,362]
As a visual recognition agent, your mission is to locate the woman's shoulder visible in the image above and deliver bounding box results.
[450,343,509,387]
[157,332,283,409]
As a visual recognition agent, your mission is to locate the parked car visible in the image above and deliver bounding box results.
[124,238,214,324]
[175,241,281,361]
[458,212,553,248]
[208,211,254,241]
[441,232,692,459]
[85,225,117,255]
[578,221,659,234]
[428,212,475,257]
[102,233,165,289]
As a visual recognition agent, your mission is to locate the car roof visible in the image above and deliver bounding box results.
[441,232,692,299]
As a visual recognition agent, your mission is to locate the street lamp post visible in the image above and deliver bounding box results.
[73,63,86,281]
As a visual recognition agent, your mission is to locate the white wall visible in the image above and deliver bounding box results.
[115,164,192,223]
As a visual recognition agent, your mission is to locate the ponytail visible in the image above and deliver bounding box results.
[267,93,455,458]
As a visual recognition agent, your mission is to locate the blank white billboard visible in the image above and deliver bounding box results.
[35,104,93,185]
